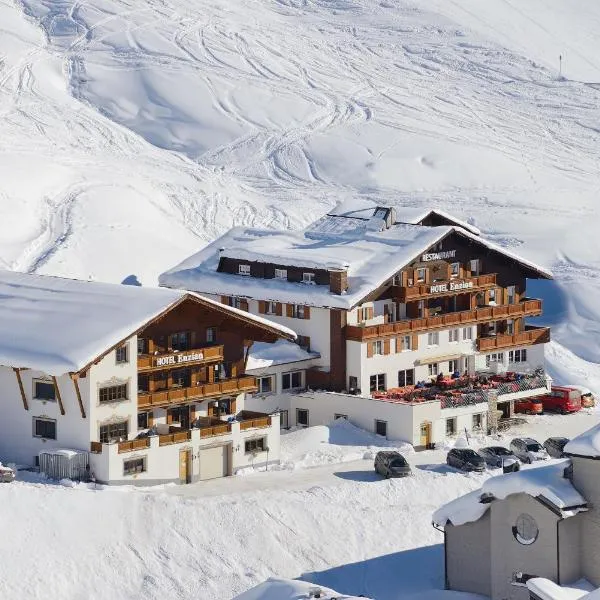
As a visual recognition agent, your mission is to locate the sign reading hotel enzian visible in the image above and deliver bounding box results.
[430,281,473,294]
[155,351,204,367]
[421,249,456,262]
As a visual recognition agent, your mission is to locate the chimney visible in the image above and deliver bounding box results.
[330,269,348,295]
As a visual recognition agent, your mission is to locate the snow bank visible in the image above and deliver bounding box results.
[233,578,371,600]
[433,459,586,526]
[526,577,595,600]
[564,423,600,459]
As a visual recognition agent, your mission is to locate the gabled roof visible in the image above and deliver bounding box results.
[160,215,553,310]
[433,459,586,527]
[0,270,295,376]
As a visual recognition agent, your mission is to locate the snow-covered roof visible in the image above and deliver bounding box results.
[564,423,600,458]
[233,578,372,600]
[246,340,320,371]
[160,215,552,309]
[0,270,295,376]
[527,578,596,600]
[433,459,586,527]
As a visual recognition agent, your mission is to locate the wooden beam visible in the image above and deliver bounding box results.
[70,374,86,419]
[13,368,28,411]
[52,376,65,416]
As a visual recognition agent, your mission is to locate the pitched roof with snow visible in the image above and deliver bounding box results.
[433,459,586,527]
[233,578,372,600]
[245,339,320,371]
[527,578,596,600]
[160,205,552,309]
[0,270,295,376]
[564,423,600,459]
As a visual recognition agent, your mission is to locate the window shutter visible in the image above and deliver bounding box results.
[367,306,374,320]
[383,305,390,322]
[401,271,408,286]
[258,301,266,314]
[148,411,154,427]
[411,334,419,350]
[220,296,229,305]
[396,337,402,353]
[383,339,391,355]
[286,304,294,318]
[276,303,283,316]
[303,306,310,320]
[407,269,414,285]
[190,406,196,421]
[366,342,374,358]
[239,299,249,312]
[167,410,173,425]
[424,268,431,284]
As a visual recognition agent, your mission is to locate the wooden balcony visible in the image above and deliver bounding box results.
[395,273,497,302]
[137,376,258,409]
[158,431,191,446]
[346,299,543,341]
[137,344,224,372]
[89,439,150,454]
[477,326,550,351]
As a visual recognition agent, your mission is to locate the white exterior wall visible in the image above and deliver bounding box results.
[474,344,545,374]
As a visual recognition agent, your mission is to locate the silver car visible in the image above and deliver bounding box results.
[509,438,548,464]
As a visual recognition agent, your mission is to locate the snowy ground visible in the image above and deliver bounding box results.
[3,411,598,600]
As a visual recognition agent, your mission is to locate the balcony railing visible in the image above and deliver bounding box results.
[346,299,543,341]
[395,273,497,302]
[138,344,224,371]
[89,438,150,454]
[137,376,258,409]
[477,326,550,351]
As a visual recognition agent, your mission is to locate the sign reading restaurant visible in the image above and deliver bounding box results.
[155,351,204,367]
[421,249,456,262]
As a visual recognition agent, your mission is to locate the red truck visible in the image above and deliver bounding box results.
[538,386,582,414]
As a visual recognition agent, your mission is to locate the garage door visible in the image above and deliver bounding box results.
[199,445,229,481]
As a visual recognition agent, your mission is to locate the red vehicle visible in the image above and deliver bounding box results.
[514,398,544,415]
[538,386,582,414]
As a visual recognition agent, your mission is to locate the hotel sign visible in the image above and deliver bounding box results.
[421,250,456,262]
[430,281,473,294]
[155,351,204,367]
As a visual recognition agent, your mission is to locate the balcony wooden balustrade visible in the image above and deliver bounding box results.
[89,439,150,454]
[346,299,543,341]
[477,326,550,351]
[137,344,224,371]
[137,376,258,409]
[395,273,497,302]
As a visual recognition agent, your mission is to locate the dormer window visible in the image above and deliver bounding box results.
[303,272,315,284]
[274,268,287,279]
[239,264,251,276]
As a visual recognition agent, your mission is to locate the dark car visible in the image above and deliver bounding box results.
[446,448,486,472]
[543,437,570,458]
[478,446,520,471]
[374,451,411,478]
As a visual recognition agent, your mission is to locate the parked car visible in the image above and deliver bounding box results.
[510,438,549,464]
[0,463,15,483]
[543,437,570,458]
[537,386,582,414]
[446,448,486,472]
[374,451,412,478]
[478,446,520,471]
[566,385,595,408]
[514,398,544,415]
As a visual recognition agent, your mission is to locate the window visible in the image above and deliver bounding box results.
[296,408,309,427]
[34,380,56,401]
[245,438,266,453]
[428,332,439,346]
[291,304,306,319]
[375,420,388,438]
[369,374,386,392]
[239,264,251,276]
[334,414,348,420]
[446,417,457,436]
[357,306,372,322]
[488,321,497,335]
[99,384,128,404]
[138,375,149,393]
[282,371,302,390]
[507,285,516,305]
[137,338,148,355]
[506,319,514,335]
[348,376,358,392]
[470,259,480,275]
[257,376,273,394]
[486,352,504,366]
[448,359,459,374]
[116,344,128,364]
[462,327,473,340]
[472,414,483,430]
[265,302,277,315]
[398,369,415,387]
[123,458,145,475]
[33,417,56,439]
[206,327,217,343]
[428,363,439,376]
[99,421,128,444]
[509,349,528,363]
[171,368,191,388]
[137,412,149,430]
[400,335,411,351]
[450,262,460,278]
[302,272,315,284]
[297,336,311,351]
[371,340,383,356]
[513,514,539,545]
[416,267,427,283]
[274,268,287,279]
[171,331,190,351]
[449,329,460,343]
[489,288,497,304]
